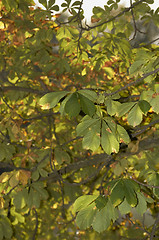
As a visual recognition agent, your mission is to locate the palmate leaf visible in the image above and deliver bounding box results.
[48,0,55,9]
[76,115,129,154]
[109,179,139,207]
[39,0,47,8]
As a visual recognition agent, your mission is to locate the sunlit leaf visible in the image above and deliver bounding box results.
[39,91,68,109]
[73,195,98,214]
[127,103,143,127]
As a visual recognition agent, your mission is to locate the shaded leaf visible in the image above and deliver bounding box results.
[95,195,107,210]
[65,93,81,117]
[79,94,96,116]
[138,100,151,114]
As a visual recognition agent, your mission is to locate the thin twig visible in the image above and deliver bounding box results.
[32,208,39,240]
[132,178,159,189]
[83,0,146,30]
[104,67,159,97]
[129,0,145,41]
[150,212,159,240]
[132,118,159,138]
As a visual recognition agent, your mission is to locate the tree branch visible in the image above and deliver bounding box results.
[105,67,159,97]
[0,85,49,95]
[32,208,39,240]
[150,212,159,240]
[83,0,146,30]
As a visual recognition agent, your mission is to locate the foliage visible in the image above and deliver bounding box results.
[0,0,159,239]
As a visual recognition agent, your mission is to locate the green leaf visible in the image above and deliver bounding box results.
[39,91,68,109]
[144,0,154,3]
[138,100,151,114]
[54,147,71,165]
[110,180,125,206]
[129,60,144,75]
[76,203,97,230]
[64,93,81,117]
[72,1,81,6]
[150,95,159,113]
[73,195,98,214]
[0,217,13,239]
[118,199,132,215]
[95,195,107,210]
[13,189,28,209]
[39,0,47,8]
[50,5,59,11]
[123,180,138,207]
[78,94,96,116]
[32,182,49,200]
[48,0,55,9]
[0,224,3,240]
[32,170,40,181]
[101,120,119,155]
[10,207,25,225]
[105,98,121,116]
[136,192,147,215]
[82,120,101,151]
[140,90,154,102]
[78,89,97,102]
[127,103,143,127]
[117,125,130,144]
[38,168,48,177]
[116,102,136,117]
[76,116,100,136]
[92,205,111,233]
[107,198,118,222]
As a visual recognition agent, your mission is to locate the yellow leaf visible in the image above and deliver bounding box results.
[18,170,31,185]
